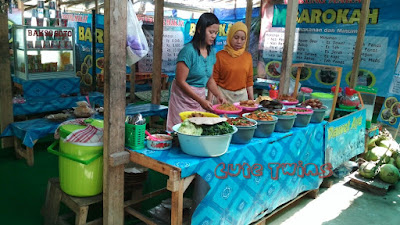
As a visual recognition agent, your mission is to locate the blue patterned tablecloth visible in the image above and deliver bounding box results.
[0,118,61,148]
[12,76,80,99]
[13,92,104,116]
[129,122,327,224]
[2,103,168,148]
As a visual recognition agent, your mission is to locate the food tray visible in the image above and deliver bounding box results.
[233,102,260,112]
[212,104,242,115]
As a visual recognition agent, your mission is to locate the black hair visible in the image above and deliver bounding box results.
[191,13,219,55]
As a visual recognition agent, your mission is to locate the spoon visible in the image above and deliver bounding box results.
[145,130,162,141]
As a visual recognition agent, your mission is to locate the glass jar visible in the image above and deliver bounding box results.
[297,87,313,103]
[340,87,360,109]
[331,86,343,107]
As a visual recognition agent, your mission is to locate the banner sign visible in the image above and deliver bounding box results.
[74,20,104,91]
[259,0,400,97]
[325,108,366,169]
[377,92,400,128]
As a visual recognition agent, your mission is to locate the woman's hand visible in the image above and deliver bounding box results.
[199,99,214,112]
[217,95,227,104]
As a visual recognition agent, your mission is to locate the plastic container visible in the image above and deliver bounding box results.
[125,123,146,150]
[273,113,297,133]
[229,118,258,144]
[242,113,278,138]
[47,123,103,197]
[311,92,334,118]
[339,87,360,109]
[356,86,377,128]
[310,106,328,123]
[146,134,173,150]
[212,104,242,115]
[172,124,237,157]
[297,87,313,103]
[287,108,314,127]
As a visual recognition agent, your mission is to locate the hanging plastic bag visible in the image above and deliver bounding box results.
[126,0,149,66]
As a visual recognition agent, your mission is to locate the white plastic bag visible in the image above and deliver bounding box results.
[126,1,149,66]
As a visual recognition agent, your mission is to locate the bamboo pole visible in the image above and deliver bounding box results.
[151,0,163,105]
[350,0,371,88]
[279,0,298,96]
[103,0,127,224]
[0,0,14,149]
[245,0,253,50]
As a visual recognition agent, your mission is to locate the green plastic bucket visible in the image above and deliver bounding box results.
[48,122,103,197]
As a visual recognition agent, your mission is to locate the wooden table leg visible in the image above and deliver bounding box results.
[170,179,184,225]
[13,136,35,166]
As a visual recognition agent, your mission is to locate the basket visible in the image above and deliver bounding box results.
[125,123,146,150]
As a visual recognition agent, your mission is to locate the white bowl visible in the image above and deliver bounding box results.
[172,123,237,157]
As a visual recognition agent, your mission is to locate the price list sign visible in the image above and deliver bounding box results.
[263,31,388,70]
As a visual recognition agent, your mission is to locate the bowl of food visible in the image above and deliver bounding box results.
[267,111,297,133]
[179,111,219,121]
[286,107,314,127]
[172,117,237,157]
[226,117,257,144]
[243,111,278,138]
[146,134,173,150]
[213,103,242,115]
[300,99,328,123]
[234,100,259,112]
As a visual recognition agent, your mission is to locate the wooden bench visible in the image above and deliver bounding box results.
[42,178,103,225]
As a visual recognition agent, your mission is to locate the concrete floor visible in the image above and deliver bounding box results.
[265,176,400,225]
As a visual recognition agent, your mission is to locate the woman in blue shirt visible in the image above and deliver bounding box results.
[167,13,226,131]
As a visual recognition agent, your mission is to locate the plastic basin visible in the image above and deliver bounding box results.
[310,106,328,123]
[242,113,278,138]
[274,114,297,132]
[230,118,257,144]
[287,108,314,127]
[179,111,219,121]
[212,104,242,115]
[172,124,237,157]
[311,92,333,118]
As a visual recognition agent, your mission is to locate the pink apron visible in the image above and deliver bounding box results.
[166,80,206,132]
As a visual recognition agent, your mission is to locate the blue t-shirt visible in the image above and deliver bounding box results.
[176,43,217,88]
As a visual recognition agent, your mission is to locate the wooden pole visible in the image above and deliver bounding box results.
[103,0,127,224]
[95,0,99,13]
[17,0,24,25]
[129,64,136,103]
[0,0,14,149]
[350,0,370,88]
[245,0,252,50]
[279,0,298,96]
[151,0,163,105]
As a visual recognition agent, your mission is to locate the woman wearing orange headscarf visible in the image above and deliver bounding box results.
[207,21,254,103]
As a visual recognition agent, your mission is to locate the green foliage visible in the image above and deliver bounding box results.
[201,122,234,136]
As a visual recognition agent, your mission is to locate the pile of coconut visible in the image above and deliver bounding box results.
[358,128,400,184]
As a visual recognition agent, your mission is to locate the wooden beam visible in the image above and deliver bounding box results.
[103,0,127,224]
[18,0,25,25]
[279,0,298,96]
[245,0,253,50]
[350,0,370,88]
[0,0,14,149]
[151,0,163,105]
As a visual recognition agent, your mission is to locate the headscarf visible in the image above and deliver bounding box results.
[223,21,248,58]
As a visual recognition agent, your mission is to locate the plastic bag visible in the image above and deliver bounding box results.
[126,0,149,66]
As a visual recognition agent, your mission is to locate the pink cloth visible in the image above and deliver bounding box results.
[166,80,206,131]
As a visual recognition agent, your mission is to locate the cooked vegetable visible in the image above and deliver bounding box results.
[178,120,202,136]
[201,121,234,136]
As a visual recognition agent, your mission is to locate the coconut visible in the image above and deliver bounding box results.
[359,161,378,179]
[371,146,392,161]
[378,139,400,155]
[395,155,400,169]
[378,164,400,184]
